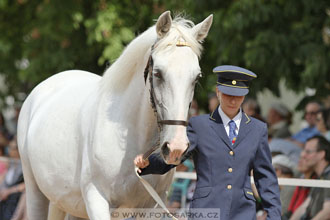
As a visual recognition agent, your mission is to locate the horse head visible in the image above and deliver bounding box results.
[146,11,213,165]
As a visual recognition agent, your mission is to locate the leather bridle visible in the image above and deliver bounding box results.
[142,42,190,159]
[137,42,193,220]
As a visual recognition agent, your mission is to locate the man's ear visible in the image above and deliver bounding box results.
[318,150,326,161]
[216,87,221,98]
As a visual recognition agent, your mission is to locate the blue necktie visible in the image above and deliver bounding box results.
[228,120,237,145]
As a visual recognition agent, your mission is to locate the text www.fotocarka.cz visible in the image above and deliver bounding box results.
[109,208,221,219]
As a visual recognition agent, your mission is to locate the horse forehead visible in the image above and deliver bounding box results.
[155,48,200,73]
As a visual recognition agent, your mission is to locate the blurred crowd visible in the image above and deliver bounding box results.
[167,94,330,220]
[0,95,329,220]
[0,106,27,220]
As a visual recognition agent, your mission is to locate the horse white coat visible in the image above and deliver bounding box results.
[17,11,212,220]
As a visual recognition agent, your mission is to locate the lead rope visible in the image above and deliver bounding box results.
[134,166,178,220]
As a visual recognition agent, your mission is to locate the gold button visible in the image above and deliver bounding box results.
[227,185,232,189]
[229,151,234,156]
[228,168,233,173]
[232,80,236,85]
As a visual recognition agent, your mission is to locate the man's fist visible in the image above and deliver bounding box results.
[134,154,150,173]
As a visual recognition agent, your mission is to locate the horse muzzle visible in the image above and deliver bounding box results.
[161,141,189,165]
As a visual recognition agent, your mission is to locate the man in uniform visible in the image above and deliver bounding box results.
[134,65,281,220]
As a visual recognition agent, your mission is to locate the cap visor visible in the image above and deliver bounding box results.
[217,85,248,96]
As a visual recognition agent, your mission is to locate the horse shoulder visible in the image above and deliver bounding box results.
[19,70,102,207]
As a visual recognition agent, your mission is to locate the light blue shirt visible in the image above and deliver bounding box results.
[292,126,320,143]
[218,106,242,137]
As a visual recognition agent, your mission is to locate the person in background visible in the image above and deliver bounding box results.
[10,190,27,220]
[267,103,292,139]
[272,154,296,216]
[188,99,200,118]
[207,92,219,113]
[0,113,10,156]
[290,135,330,219]
[269,138,302,165]
[167,162,190,210]
[6,105,21,138]
[291,102,321,147]
[316,108,330,141]
[0,137,25,220]
[242,98,264,122]
[282,153,316,219]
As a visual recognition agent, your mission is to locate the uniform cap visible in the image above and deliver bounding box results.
[213,65,257,96]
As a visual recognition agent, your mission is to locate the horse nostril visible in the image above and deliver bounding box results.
[186,142,190,150]
[161,142,170,157]
[182,142,190,156]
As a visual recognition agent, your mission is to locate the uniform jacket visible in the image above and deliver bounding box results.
[140,108,281,220]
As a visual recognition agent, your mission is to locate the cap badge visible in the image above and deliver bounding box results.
[232,80,237,85]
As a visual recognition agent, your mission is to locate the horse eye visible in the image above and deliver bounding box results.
[154,71,162,79]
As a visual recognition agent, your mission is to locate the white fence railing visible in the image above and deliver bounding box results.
[174,172,330,188]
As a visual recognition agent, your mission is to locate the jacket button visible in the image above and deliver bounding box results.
[227,185,232,189]
[229,151,234,156]
[228,168,233,173]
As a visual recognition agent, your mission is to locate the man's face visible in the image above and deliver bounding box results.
[267,108,282,126]
[297,157,313,174]
[301,138,323,170]
[242,103,255,117]
[304,103,320,127]
[216,88,244,118]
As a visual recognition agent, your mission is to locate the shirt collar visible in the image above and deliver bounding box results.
[218,105,242,127]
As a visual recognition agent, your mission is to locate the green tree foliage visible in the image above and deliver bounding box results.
[0,0,161,100]
[186,0,330,108]
[0,0,329,110]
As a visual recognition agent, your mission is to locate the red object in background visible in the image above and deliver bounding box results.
[288,173,316,213]
[287,186,311,213]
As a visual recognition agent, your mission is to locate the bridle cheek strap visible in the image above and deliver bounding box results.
[143,51,189,130]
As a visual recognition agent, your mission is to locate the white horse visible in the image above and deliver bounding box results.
[17,11,213,220]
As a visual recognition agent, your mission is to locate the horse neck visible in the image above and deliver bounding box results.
[101,27,157,93]
[126,84,159,152]
[100,27,160,152]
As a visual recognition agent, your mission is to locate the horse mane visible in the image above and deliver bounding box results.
[100,16,203,93]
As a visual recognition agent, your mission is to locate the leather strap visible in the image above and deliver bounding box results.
[142,144,159,160]
[135,167,178,220]
[159,120,188,127]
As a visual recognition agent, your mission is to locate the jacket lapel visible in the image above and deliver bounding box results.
[209,107,232,149]
[233,112,252,148]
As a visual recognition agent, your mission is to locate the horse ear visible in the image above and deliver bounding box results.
[156,11,172,38]
[192,14,213,42]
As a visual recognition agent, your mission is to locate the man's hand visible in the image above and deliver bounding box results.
[134,154,150,173]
